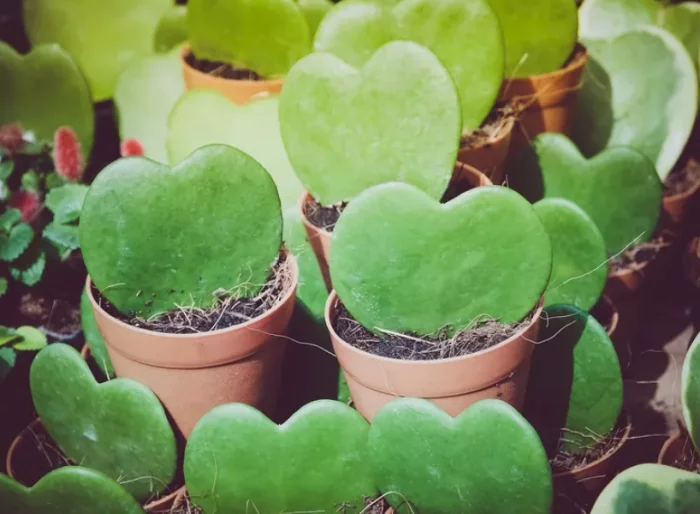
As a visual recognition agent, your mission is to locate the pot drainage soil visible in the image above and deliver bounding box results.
[609,234,673,274]
[93,253,293,334]
[666,434,700,474]
[333,302,534,361]
[664,158,700,197]
[303,197,347,233]
[551,423,628,475]
[459,103,516,152]
[185,52,262,81]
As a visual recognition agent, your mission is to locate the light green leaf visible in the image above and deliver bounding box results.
[579,0,659,40]
[0,209,21,231]
[45,184,88,223]
[154,5,188,53]
[298,0,333,38]
[21,170,40,193]
[0,160,13,181]
[0,223,34,262]
[13,326,48,350]
[43,223,80,252]
[682,333,700,453]
[0,327,21,347]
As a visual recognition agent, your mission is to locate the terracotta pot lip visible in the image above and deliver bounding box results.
[86,249,298,340]
[502,43,589,86]
[552,413,632,478]
[453,162,494,188]
[180,43,285,86]
[299,191,333,237]
[326,290,543,366]
[459,112,515,150]
[663,174,700,203]
[657,431,684,464]
[598,294,619,338]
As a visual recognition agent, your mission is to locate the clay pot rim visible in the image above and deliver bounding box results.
[299,191,333,238]
[658,431,683,464]
[180,43,285,87]
[596,294,619,338]
[459,112,515,151]
[501,42,589,89]
[6,418,185,510]
[86,249,299,340]
[325,290,544,366]
[663,172,700,203]
[552,413,632,479]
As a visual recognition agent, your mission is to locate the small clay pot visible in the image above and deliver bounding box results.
[500,44,588,152]
[86,252,298,438]
[662,176,700,227]
[180,44,284,105]
[299,165,493,292]
[553,417,632,505]
[457,115,515,185]
[6,419,185,512]
[327,292,543,421]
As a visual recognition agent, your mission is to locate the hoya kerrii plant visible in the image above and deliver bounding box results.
[0,325,46,384]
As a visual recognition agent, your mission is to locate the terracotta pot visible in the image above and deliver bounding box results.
[658,431,700,469]
[553,416,632,502]
[180,44,284,105]
[500,44,588,152]
[662,175,700,227]
[6,419,185,512]
[86,253,298,438]
[457,115,514,185]
[327,292,543,421]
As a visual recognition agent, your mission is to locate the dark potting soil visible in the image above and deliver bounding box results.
[18,293,80,340]
[550,422,628,474]
[303,196,347,233]
[185,51,262,81]
[93,254,293,335]
[333,302,535,361]
[609,235,673,274]
[667,434,700,474]
[664,158,700,197]
[459,103,516,152]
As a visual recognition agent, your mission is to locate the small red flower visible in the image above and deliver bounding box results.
[9,190,42,223]
[120,138,145,157]
[0,123,25,155]
[53,127,84,181]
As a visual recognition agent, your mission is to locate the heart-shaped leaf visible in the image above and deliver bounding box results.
[80,145,283,317]
[167,91,303,210]
[510,133,662,256]
[187,0,310,77]
[369,398,552,513]
[330,183,551,335]
[313,0,504,130]
[591,464,700,514]
[660,4,700,74]
[682,333,700,454]
[0,467,145,514]
[0,42,93,156]
[534,199,608,311]
[115,48,185,164]
[45,184,88,223]
[80,290,114,379]
[154,5,188,53]
[299,0,333,38]
[524,305,622,455]
[572,27,698,180]
[23,0,172,101]
[184,400,375,513]
[13,326,47,351]
[30,343,176,501]
[280,41,461,205]
[487,0,578,77]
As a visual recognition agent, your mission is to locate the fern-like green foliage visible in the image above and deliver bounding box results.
[0,324,47,384]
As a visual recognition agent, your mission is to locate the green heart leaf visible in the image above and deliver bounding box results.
[660,4,700,75]
[0,223,34,262]
[0,467,145,514]
[572,27,698,181]
[0,42,93,156]
[313,0,504,131]
[369,398,552,513]
[184,400,375,513]
[591,464,700,514]
[115,48,185,164]
[187,0,310,77]
[154,5,188,53]
[524,304,622,455]
[80,290,114,379]
[23,0,172,101]
[299,0,333,38]
[13,326,48,351]
[45,184,88,223]
[30,344,177,501]
[0,346,16,382]
[280,41,461,205]
[330,183,552,335]
[511,133,662,256]
[10,248,46,286]
[488,0,578,77]
[682,333,700,454]
[534,198,608,311]
[80,145,283,317]
[167,91,303,210]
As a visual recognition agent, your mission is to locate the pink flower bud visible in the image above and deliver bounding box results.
[53,127,84,181]
[0,123,25,155]
[120,138,145,157]
[9,190,42,223]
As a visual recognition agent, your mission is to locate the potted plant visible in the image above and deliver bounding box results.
[326,181,552,419]
[79,144,298,437]
[183,0,312,104]
[523,304,628,511]
[5,343,183,510]
[280,41,480,289]
[184,399,376,513]
[313,0,514,182]
[369,398,553,513]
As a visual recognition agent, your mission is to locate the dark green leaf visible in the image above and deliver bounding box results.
[0,277,6,297]
[0,327,21,347]
[0,160,13,181]
[10,249,45,286]
[0,347,16,383]
[0,222,34,261]
[44,171,68,190]
[21,169,41,192]
[43,222,80,251]
[0,209,21,231]
[45,184,88,223]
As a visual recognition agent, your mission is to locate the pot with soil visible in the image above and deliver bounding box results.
[281,41,467,291]
[313,0,516,182]
[181,0,313,103]
[524,304,627,510]
[325,181,553,420]
[661,157,700,228]
[79,145,297,437]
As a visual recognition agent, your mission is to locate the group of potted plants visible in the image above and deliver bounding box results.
[1,0,700,512]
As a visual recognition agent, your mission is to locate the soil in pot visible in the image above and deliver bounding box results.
[660,431,700,473]
[458,104,515,153]
[664,158,700,198]
[609,233,674,275]
[184,52,263,81]
[333,302,535,361]
[303,197,347,234]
